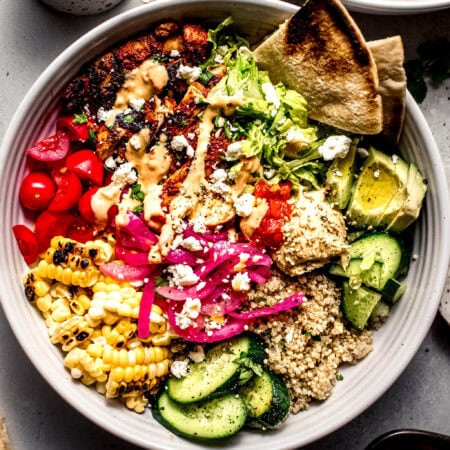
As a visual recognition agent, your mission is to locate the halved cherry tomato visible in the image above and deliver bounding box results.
[68,217,98,243]
[66,150,104,186]
[19,171,56,211]
[12,224,39,265]
[34,210,74,252]
[78,186,99,223]
[26,131,70,162]
[48,169,83,212]
[56,116,89,142]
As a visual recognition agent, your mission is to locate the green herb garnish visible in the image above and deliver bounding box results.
[73,112,88,124]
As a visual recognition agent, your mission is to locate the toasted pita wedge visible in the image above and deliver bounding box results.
[368,36,406,148]
[0,418,12,450]
[253,0,383,134]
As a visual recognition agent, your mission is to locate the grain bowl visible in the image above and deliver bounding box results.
[0,1,449,449]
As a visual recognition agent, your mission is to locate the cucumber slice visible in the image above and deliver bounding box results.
[342,282,382,330]
[240,370,290,429]
[167,334,265,403]
[330,258,382,290]
[153,391,247,440]
[381,278,406,303]
[348,232,404,290]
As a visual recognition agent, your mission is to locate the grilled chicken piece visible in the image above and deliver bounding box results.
[182,24,209,64]
[96,96,175,161]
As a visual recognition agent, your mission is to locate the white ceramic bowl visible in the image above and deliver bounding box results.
[1,1,449,449]
[343,0,450,15]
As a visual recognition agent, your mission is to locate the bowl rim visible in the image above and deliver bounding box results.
[1,0,450,448]
[343,0,450,14]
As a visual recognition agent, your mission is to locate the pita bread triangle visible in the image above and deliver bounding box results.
[367,36,406,148]
[253,0,383,135]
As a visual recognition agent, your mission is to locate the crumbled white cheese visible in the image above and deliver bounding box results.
[129,98,146,111]
[358,147,369,158]
[264,168,277,179]
[233,193,255,217]
[261,82,280,109]
[97,107,113,123]
[176,64,202,83]
[167,264,200,287]
[209,168,228,184]
[171,134,195,157]
[191,216,207,234]
[392,154,399,163]
[129,134,141,151]
[171,135,190,151]
[181,236,203,252]
[170,49,180,57]
[225,141,243,161]
[104,156,117,171]
[209,181,230,196]
[111,162,137,185]
[373,170,380,178]
[188,346,205,363]
[187,132,196,140]
[231,272,251,291]
[318,135,352,161]
[286,127,312,145]
[174,297,202,329]
[170,359,190,378]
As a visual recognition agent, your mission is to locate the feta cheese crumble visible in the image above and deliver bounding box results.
[225,141,243,161]
[318,135,352,161]
[176,64,202,83]
[170,360,189,378]
[233,193,255,217]
[171,135,195,157]
[261,82,280,109]
[181,236,203,252]
[231,272,251,291]
[175,297,202,329]
[111,162,137,185]
[167,264,200,287]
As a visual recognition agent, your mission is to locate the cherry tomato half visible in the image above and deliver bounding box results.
[19,171,57,211]
[78,186,99,223]
[56,115,89,142]
[68,217,99,243]
[34,210,74,252]
[12,224,39,265]
[66,150,104,186]
[48,169,83,212]
[26,130,70,162]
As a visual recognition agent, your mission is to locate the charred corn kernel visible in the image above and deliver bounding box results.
[36,260,99,288]
[125,394,147,413]
[36,294,52,313]
[70,294,91,315]
[34,280,52,297]
[49,316,93,351]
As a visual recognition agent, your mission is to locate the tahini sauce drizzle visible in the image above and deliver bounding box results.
[92,59,169,224]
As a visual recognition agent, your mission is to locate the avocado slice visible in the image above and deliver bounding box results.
[346,147,407,228]
[326,138,358,209]
[375,156,409,228]
[387,163,427,232]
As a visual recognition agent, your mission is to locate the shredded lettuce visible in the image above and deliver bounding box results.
[204,19,329,190]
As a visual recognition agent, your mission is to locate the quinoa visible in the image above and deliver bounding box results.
[248,271,373,413]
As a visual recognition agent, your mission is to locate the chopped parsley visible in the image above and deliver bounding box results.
[130,183,145,201]
[124,114,134,123]
[73,112,88,124]
[198,70,214,85]
[336,373,344,381]
[88,129,97,143]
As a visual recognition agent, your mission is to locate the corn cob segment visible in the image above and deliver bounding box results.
[24,237,174,413]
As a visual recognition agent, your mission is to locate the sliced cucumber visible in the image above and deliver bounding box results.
[167,334,265,403]
[342,281,382,330]
[347,232,404,290]
[153,391,247,440]
[330,258,382,290]
[381,278,406,303]
[240,370,290,429]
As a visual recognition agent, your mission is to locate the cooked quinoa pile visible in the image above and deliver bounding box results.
[248,272,373,413]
